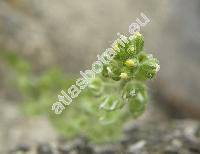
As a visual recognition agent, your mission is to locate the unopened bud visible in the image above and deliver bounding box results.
[125,59,135,67]
[120,73,128,79]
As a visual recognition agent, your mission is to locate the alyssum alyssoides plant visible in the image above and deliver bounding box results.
[0,32,160,143]
[54,32,160,142]
[88,32,160,118]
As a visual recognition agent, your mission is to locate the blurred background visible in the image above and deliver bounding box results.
[0,0,200,154]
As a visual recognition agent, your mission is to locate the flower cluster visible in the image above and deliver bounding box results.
[102,32,159,81]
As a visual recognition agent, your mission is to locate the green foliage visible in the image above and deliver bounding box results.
[0,32,159,143]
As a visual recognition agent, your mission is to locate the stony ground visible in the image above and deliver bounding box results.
[8,119,200,154]
[1,99,199,154]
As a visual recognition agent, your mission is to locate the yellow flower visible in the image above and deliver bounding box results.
[125,59,135,67]
[120,73,128,79]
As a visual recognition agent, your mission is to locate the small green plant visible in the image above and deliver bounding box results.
[0,32,159,143]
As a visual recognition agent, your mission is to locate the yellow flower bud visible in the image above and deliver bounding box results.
[120,73,128,79]
[125,59,135,67]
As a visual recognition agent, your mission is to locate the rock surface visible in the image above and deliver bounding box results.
[154,0,200,118]
[9,118,200,154]
[1,99,199,154]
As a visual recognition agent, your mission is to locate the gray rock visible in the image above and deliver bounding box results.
[154,0,200,118]
[0,0,163,72]
[37,143,53,154]
[164,147,179,154]
[187,143,200,154]
[58,144,72,154]
[9,143,30,154]
[127,140,146,154]
[16,143,30,152]
[65,137,94,154]
[94,145,120,154]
